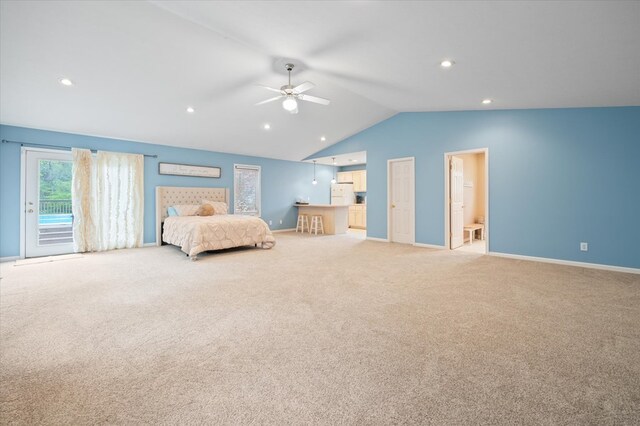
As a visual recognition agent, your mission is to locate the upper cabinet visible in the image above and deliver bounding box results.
[337,171,352,183]
[337,170,366,192]
[352,170,366,192]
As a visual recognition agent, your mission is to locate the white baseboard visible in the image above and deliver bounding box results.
[366,237,389,243]
[366,238,444,249]
[0,256,21,263]
[488,251,640,275]
[143,242,157,247]
[272,228,296,233]
[414,242,445,250]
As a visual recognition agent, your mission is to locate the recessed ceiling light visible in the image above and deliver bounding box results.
[320,136,326,142]
[482,99,493,105]
[263,123,271,130]
[59,78,74,86]
[440,59,454,68]
[350,159,358,163]
[186,106,195,113]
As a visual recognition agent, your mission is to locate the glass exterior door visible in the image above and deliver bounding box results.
[25,150,74,257]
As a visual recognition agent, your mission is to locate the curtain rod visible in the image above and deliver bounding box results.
[1,139,158,158]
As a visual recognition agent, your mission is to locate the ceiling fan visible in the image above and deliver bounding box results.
[255,63,330,114]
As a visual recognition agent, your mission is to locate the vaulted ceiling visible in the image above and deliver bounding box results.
[1,1,638,161]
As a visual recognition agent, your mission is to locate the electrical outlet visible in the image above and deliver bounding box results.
[580,242,588,252]
[269,220,272,226]
[279,220,283,224]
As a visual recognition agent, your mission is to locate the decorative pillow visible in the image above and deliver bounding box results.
[167,206,179,217]
[171,204,200,216]
[195,204,215,216]
[202,200,228,215]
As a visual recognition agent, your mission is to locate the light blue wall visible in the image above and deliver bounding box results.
[0,125,333,257]
[338,164,366,172]
[309,107,640,269]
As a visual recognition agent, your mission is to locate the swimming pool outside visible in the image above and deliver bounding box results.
[39,214,73,225]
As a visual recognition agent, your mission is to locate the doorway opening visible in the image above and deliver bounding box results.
[21,148,74,258]
[444,149,488,254]
[387,157,415,244]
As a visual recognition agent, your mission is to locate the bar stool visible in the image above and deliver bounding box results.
[309,215,324,235]
[296,214,309,233]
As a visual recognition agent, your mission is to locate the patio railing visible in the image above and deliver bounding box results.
[39,199,72,215]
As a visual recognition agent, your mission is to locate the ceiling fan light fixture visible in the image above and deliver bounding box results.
[282,96,298,112]
[257,63,329,113]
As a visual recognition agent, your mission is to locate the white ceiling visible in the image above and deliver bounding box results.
[308,151,367,167]
[1,1,639,161]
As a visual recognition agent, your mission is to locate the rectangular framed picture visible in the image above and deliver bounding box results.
[158,162,221,178]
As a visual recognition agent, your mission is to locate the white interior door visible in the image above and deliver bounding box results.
[389,158,414,244]
[25,150,74,257]
[450,156,464,249]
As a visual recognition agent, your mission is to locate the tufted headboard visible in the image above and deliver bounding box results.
[155,186,229,246]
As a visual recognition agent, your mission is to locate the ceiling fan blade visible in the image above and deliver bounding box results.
[258,85,284,94]
[292,81,315,94]
[298,94,330,106]
[255,96,282,106]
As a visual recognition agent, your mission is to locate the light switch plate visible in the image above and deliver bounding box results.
[580,242,588,251]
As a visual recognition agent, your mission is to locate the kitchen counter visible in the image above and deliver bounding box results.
[294,204,349,234]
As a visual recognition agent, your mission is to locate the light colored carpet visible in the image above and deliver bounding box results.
[13,253,83,266]
[1,232,639,425]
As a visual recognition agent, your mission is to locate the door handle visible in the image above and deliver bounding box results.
[27,209,34,213]
[391,204,396,208]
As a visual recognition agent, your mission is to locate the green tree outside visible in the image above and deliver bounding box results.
[39,160,72,214]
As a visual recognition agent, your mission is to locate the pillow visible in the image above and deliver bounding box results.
[195,204,215,216]
[202,200,228,215]
[171,204,200,216]
[167,206,179,217]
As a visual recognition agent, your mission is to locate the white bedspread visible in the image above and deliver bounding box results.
[163,215,276,257]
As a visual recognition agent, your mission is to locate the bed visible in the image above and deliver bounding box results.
[155,186,275,260]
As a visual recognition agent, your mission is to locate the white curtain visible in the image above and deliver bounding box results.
[71,148,144,252]
[71,148,95,252]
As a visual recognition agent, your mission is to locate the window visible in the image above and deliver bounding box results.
[234,164,261,216]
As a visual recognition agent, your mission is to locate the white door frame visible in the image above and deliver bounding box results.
[20,146,73,259]
[387,157,415,244]
[443,148,489,252]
